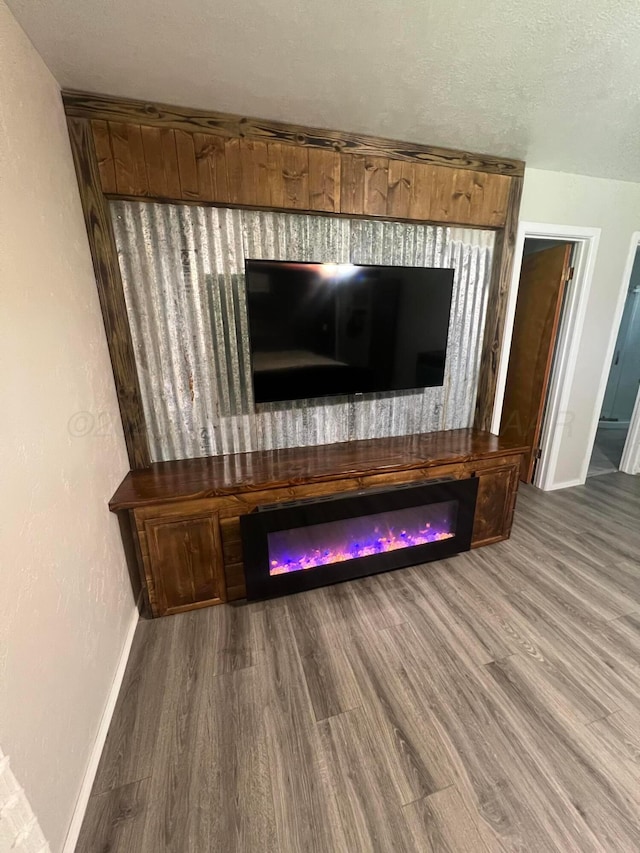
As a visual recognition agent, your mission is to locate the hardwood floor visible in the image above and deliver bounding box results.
[77,472,640,852]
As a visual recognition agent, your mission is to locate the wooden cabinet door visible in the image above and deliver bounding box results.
[471,463,520,547]
[145,511,226,615]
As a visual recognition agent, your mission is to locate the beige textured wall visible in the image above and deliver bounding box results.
[0,2,135,850]
[520,168,640,485]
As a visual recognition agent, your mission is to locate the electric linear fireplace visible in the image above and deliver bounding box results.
[240,477,479,599]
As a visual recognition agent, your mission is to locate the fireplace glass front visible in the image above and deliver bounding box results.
[267,500,458,576]
[240,478,478,600]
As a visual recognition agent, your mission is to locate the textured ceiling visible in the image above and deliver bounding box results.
[7,0,640,181]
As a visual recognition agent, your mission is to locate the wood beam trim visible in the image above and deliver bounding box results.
[62,90,524,177]
[474,175,524,432]
[67,117,151,468]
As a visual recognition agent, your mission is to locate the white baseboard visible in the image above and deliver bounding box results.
[62,599,140,853]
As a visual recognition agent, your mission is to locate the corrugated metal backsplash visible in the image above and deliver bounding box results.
[110,201,495,462]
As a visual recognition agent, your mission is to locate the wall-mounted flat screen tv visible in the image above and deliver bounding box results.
[244,260,455,405]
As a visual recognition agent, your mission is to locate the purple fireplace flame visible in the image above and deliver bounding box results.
[267,499,457,575]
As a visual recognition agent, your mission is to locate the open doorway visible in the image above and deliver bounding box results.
[500,238,576,483]
[588,247,640,477]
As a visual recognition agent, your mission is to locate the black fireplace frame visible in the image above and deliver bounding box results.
[240,477,478,600]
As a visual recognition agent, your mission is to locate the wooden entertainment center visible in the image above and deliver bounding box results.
[110,429,527,617]
[64,94,529,618]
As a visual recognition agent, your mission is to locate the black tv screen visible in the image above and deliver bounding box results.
[244,260,454,404]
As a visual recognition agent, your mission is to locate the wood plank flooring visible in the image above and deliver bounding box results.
[77,472,640,852]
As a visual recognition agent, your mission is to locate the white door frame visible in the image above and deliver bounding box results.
[491,221,601,491]
[620,391,640,473]
[613,233,640,475]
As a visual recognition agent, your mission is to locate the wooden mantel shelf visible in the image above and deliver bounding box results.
[110,429,528,511]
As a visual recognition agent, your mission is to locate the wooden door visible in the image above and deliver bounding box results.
[500,244,572,483]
